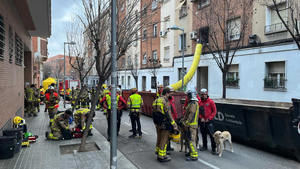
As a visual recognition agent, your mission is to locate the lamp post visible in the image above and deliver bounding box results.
[168,25,185,91]
[63,41,76,108]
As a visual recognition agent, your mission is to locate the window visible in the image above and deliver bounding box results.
[121,76,124,85]
[127,55,132,67]
[178,68,187,81]
[143,29,147,40]
[227,18,241,41]
[0,15,5,60]
[163,76,169,86]
[9,26,13,63]
[198,0,210,9]
[134,33,138,46]
[179,33,186,51]
[199,27,209,44]
[128,76,131,86]
[142,53,147,64]
[264,61,286,89]
[265,3,288,34]
[153,24,158,37]
[151,76,157,89]
[121,57,125,68]
[226,64,239,87]
[179,2,187,18]
[152,0,158,10]
[152,50,157,60]
[142,6,147,17]
[15,33,24,66]
[163,46,170,62]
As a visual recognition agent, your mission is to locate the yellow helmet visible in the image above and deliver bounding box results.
[13,116,23,125]
[102,84,107,89]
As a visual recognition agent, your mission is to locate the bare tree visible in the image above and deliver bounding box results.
[194,0,253,98]
[128,55,139,89]
[77,0,154,151]
[259,0,300,49]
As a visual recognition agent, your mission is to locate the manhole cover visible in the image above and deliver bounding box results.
[59,142,100,155]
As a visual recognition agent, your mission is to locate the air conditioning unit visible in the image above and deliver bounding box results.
[190,31,197,40]
[160,31,167,38]
[249,34,261,46]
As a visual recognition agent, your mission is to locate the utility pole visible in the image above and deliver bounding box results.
[110,0,117,168]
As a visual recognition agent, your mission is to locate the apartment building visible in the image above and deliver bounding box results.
[0,0,51,131]
[32,37,48,87]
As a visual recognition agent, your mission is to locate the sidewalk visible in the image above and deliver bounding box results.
[0,104,137,169]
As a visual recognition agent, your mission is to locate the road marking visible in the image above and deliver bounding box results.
[198,158,220,169]
[124,122,149,135]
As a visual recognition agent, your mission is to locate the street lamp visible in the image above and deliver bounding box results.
[64,41,76,108]
[168,25,185,91]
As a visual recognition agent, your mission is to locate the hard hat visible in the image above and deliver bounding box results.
[186,89,198,101]
[102,84,107,89]
[48,86,55,90]
[116,88,121,93]
[13,116,23,125]
[200,88,208,94]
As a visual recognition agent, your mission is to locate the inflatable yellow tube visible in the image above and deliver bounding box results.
[171,43,203,91]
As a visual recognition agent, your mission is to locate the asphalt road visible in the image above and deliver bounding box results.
[93,110,300,169]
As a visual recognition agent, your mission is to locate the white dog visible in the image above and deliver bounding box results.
[213,131,234,157]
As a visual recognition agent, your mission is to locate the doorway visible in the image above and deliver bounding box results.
[197,67,208,91]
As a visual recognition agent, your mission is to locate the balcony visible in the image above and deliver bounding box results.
[265,22,288,34]
[264,77,286,89]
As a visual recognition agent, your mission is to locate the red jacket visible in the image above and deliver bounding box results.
[117,95,127,110]
[198,97,217,121]
[168,96,178,120]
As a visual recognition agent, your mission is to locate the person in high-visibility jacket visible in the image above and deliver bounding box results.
[181,89,199,161]
[100,91,112,140]
[25,84,37,116]
[127,88,143,139]
[46,109,73,140]
[116,88,127,136]
[80,85,90,108]
[33,84,40,113]
[45,86,60,126]
[66,87,72,101]
[156,84,164,98]
[152,87,178,162]
[74,108,93,136]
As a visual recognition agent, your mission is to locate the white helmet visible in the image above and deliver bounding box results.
[186,89,198,101]
[48,86,55,90]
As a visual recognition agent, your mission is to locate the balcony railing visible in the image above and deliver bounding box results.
[226,78,239,87]
[264,77,286,89]
[265,21,288,34]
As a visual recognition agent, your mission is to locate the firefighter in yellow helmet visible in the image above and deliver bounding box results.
[152,87,178,162]
[45,109,73,140]
[74,108,93,136]
[181,89,199,161]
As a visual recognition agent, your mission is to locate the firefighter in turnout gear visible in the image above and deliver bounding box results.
[25,84,37,116]
[116,88,127,136]
[181,89,199,161]
[73,86,81,110]
[45,86,60,126]
[46,109,73,140]
[100,91,112,140]
[34,84,40,113]
[152,87,178,162]
[127,88,143,139]
[74,108,93,136]
[40,86,45,104]
[80,85,89,108]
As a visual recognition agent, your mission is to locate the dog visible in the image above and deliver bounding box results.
[213,130,234,157]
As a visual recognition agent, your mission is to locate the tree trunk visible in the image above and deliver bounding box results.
[134,76,138,89]
[79,82,102,152]
[222,71,227,99]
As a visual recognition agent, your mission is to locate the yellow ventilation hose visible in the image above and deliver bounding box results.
[170,43,203,91]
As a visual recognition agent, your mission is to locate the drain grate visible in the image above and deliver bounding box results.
[59,142,100,155]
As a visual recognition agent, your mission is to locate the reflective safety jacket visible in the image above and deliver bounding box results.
[74,108,90,128]
[45,92,59,108]
[183,101,199,128]
[127,93,143,112]
[51,112,69,131]
[26,88,35,102]
[152,96,176,126]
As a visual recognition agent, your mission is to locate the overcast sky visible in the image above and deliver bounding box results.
[48,0,80,57]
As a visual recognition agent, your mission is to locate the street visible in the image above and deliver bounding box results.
[93,110,300,169]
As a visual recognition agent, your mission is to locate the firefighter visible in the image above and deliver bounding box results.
[181,89,199,161]
[100,90,112,140]
[66,87,72,101]
[45,86,60,126]
[127,88,143,139]
[152,87,178,162]
[25,84,37,117]
[45,109,73,140]
[80,85,89,108]
[116,88,127,136]
[40,86,45,104]
[73,86,81,110]
[74,108,93,136]
[34,84,40,113]
[157,84,164,98]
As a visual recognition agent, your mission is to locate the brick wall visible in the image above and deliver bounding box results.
[0,0,32,130]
